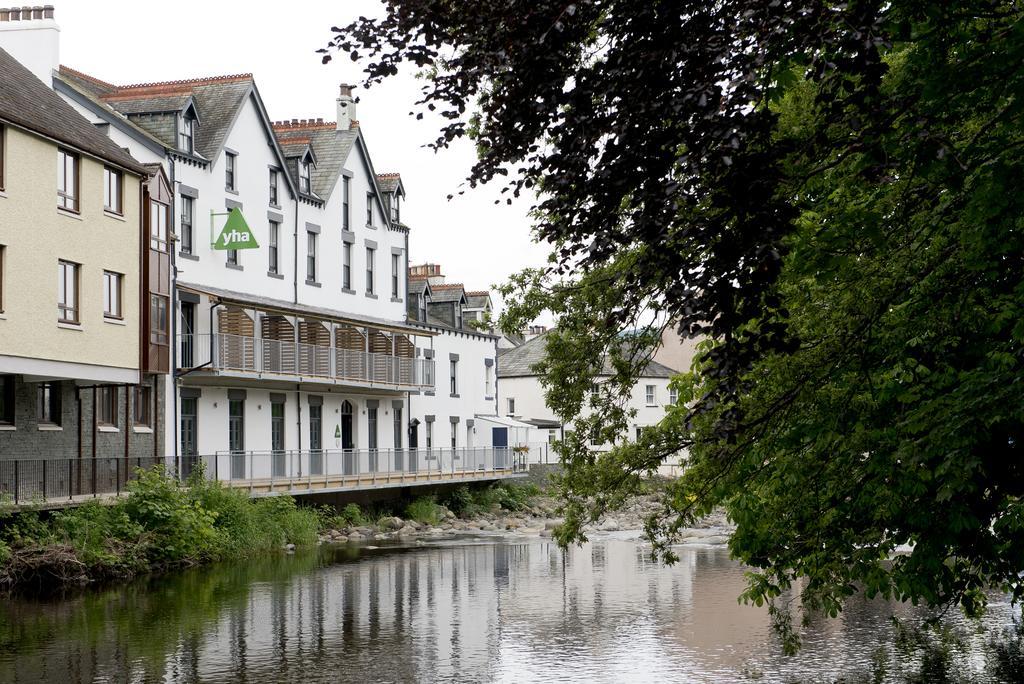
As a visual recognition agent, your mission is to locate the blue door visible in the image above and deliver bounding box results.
[492,427,508,469]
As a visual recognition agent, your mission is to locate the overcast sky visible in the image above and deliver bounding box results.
[57,0,550,323]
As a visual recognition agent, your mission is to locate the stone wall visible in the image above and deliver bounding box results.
[525,463,563,490]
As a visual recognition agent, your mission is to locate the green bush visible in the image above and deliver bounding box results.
[326,502,366,527]
[441,482,542,518]
[493,482,542,512]
[442,486,475,516]
[405,496,443,526]
[0,465,322,588]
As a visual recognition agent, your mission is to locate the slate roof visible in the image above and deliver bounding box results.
[429,283,467,304]
[0,48,147,174]
[496,333,679,378]
[408,278,431,296]
[376,172,400,194]
[273,119,358,202]
[465,292,491,309]
[52,72,169,153]
[57,66,254,162]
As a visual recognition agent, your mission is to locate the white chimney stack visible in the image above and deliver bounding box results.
[0,6,60,86]
[336,83,356,130]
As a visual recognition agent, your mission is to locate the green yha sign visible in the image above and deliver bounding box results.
[214,208,259,250]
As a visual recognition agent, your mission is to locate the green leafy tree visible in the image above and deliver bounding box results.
[324,0,1024,640]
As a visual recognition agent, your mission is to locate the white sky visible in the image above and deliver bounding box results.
[56,0,551,323]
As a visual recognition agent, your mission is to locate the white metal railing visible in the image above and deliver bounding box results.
[177,446,536,488]
[178,333,433,389]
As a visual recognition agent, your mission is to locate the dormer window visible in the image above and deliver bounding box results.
[299,159,311,194]
[178,114,194,153]
[391,194,400,224]
[418,293,427,322]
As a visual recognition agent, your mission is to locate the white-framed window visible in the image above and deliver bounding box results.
[306,231,317,282]
[342,240,352,290]
[178,114,194,153]
[366,192,373,226]
[150,200,169,252]
[343,177,350,230]
[180,196,194,254]
[425,421,433,450]
[645,384,656,406]
[366,247,375,294]
[299,160,311,194]
[450,359,458,396]
[225,151,236,190]
[485,364,494,397]
[103,167,122,214]
[269,168,279,205]
[391,253,400,298]
[669,387,678,405]
[268,221,279,274]
[506,397,515,416]
[103,271,122,319]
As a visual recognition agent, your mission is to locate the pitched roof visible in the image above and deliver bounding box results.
[496,333,678,378]
[408,278,431,296]
[0,48,146,174]
[465,292,491,309]
[57,66,254,161]
[273,119,358,202]
[376,172,402,194]
[429,283,467,303]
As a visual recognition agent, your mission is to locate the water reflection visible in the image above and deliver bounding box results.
[0,537,1014,683]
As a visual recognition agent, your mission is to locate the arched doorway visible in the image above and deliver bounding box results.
[341,400,355,475]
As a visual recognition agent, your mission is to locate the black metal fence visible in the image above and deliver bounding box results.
[0,457,163,505]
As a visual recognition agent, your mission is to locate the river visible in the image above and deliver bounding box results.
[0,534,1017,683]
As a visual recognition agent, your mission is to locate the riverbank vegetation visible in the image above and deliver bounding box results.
[0,466,320,590]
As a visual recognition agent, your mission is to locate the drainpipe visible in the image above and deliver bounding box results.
[169,157,179,474]
[296,383,303,477]
[293,194,299,305]
[91,386,97,493]
[124,382,130,468]
[209,300,223,364]
[76,386,83,493]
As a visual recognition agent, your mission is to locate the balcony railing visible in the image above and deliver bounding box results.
[179,333,434,389]
[184,446,533,488]
[0,446,536,505]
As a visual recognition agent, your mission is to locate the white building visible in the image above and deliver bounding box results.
[53,62,445,477]
[497,333,680,463]
[404,265,537,467]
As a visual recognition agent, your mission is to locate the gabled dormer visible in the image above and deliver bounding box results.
[278,136,319,200]
[408,277,432,322]
[176,99,201,155]
[377,172,406,226]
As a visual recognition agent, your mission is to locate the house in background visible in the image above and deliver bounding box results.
[497,332,681,468]
[0,36,166,470]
